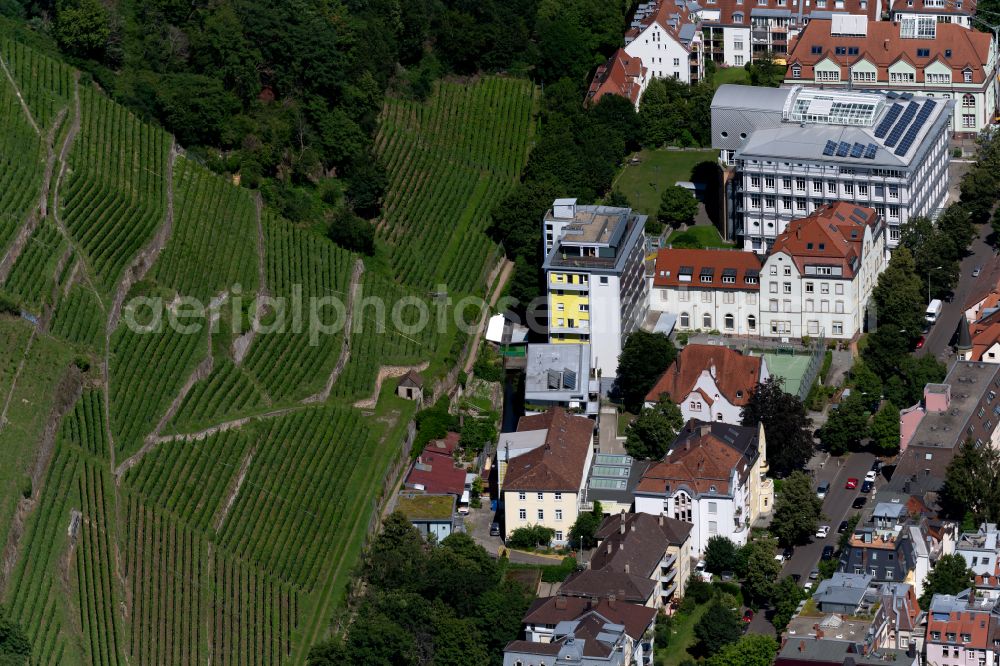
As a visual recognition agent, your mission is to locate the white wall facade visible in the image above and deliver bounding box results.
[624,21,702,84]
[650,284,760,336]
[758,224,886,339]
[723,26,751,68]
[645,366,771,425]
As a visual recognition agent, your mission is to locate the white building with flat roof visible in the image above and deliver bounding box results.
[712,85,952,252]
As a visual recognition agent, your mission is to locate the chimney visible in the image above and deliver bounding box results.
[607,543,613,555]
[884,38,890,50]
[625,564,630,574]
[608,594,617,608]
[619,542,625,551]
[659,514,664,526]
[699,422,712,437]
[799,640,806,652]
[555,596,568,610]
[907,641,917,658]
[620,512,626,535]
[630,523,636,532]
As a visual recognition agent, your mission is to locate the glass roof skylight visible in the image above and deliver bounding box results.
[786,89,884,127]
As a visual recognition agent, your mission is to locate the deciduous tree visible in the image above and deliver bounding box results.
[940,439,1000,525]
[919,554,974,609]
[819,393,870,455]
[615,331,677,412]
[707,634,779,666]
[870,402,901,455]
[569,501,604,549]
[771,471,823,546]
[741,377,813,477]
[658,185,699,228]
[741,535,782,606]
[704,536,744,575]
[625,399,684,460]
[693,600,743,657]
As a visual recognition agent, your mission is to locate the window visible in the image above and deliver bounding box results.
[708,501,718,514]
[769,282,778,293]
[813,180,822,193]
[783,282,791,294]
[673,58,680,66]
[518,491,526,500]
[889,205,899,219]
[858,183,868,196]
[783,299,791,312]
[926,72,950,84]
[555,531,563,542]
[835,283,843,295]
[703,313,712,328]
[965,69,973,83]
[537,492,544,500]
[519,508,526,520]
[816,69,841,82]
[782,177,791,189]
[679,290,690,302]
[835,300,844,313]
[963,114,976,128]
[765,196,775,209]
[963,93,976,108]
[751,175,761,188]
[748,314,756,330]
[852,69,876,82]
[554,492,562,501]
[833,321,843,335]
[708,520,718,534]
[827,181,836,193]
[889,71,916,83]
[889,186,898,199]
[734,40,744,50]
[537,509,544,520]
[765,176,775,189]
[844,182,854,195]
[796,199,806,211]
[782,196,792,210]
[734,54,744,66]
[724,313,735,329]
[805,299,814,312]
[805,282,814,293]
[750,195,760,209]
[702,291,712,303]
[723,291,735,303]
[555,509,563,521]
[680,312,690,327]
[811,45,822,54]
[784,266,791,276]
[769,298,778,311]
[795,177,806,192]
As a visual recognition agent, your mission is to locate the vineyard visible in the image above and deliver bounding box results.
[61,85,171,293]
[0,27,535,666]
[375,77,537,292]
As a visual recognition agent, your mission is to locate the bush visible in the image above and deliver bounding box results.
[686,574,715,603]
[506,524,555,549]
[0,294,20,316]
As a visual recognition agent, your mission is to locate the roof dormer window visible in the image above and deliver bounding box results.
[964,69,973,82]
[811,45,822,54]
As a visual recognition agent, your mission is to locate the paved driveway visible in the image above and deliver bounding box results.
[918,224,995,360]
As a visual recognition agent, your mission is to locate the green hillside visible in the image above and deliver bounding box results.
[0,30,535,665]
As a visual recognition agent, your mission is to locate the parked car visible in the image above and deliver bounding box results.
[845,477,858,490]
[809,568,820,580]
[861,480,874,493]
[865,470,878,483]
[817,481,830,499]
[804,581,814,591]
[774,553,786,563]
[489,522,501,537]
[974,265,983,278]
[852,496,868,509]
[791,573,801,583]
[915,335,926,350]
[821,545,835,560]
[742,609,754,624]
[782,546,795,560]
[838,520,849,534]
[871,459,883,473]
[816,525,831,538]
[721,571,735,582]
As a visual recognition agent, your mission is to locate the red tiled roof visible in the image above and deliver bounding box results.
[425,431,460,456]
[504,408,594,492]
[523,597,657,640]
[587,48,647,106]
[635,420,757,496]
[927,607,992,649]
[769,202,880,279]
[964,260,1000,310]
[652,248,762,291]
[787,20,992,84]
[644,343,763,405]
[405,450,465,496]
[969,309,1000,361]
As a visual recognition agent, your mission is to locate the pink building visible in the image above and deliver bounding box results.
[899,384,950,452]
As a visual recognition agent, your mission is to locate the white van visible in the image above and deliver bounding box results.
[925,299,943,325]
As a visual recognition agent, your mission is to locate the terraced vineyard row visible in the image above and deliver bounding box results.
[241,215,352,402]
[217,406,379,590]
[153,158,258,301]
[109,322,207,456]
[123,495,299,665]
[0,69,45,254]
[375,77,536,292]
[170,359,267,431]
[4,440,80,666]
[50,283,104,350]
[2,218,67,311]
[124,428,253,535]
[58,388,108,459]
[61,85,170,292]
[0,36,74,130]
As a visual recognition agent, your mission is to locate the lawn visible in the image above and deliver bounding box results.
[666,225,733,249]
[614,148,718,217]
[712,66,750,87]
[659,602,711,666]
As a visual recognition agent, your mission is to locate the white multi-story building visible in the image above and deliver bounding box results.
[643,344,769,425]
[786,16,996,135]
[890,0,975,29]
[543,199,648,379]
[759,202,887,340]
[624,0,705,84]
[649,247,763,336]
[634,420,772,555]
[712,84,952,252]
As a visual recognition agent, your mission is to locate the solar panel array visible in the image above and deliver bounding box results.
[894,99,937,156]
[864,143,877,159]
[823,139,837,156]
[850,142,865,158]
[884,102,919,148]
[836,141,851,157]
[874,104,903,138]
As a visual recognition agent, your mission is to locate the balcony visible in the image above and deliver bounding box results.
[660,567,678,584]
[549,278,589,292]
[550,321,590,335]
[663,552,677,569]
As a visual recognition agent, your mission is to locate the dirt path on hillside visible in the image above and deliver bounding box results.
[232,193,269,365]
[302,259,365,404]
[212,444,256,533]
[0,48,41,137]
[106,141,177,335]
[462,257,513,374]
[353,361,430,410]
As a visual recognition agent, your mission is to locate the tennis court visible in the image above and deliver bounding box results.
[763,352,813,398]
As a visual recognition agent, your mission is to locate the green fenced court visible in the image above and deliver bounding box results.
[763,352,813,399]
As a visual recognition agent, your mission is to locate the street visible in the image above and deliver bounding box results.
[918,223,995,360]
[746,450,875,636]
